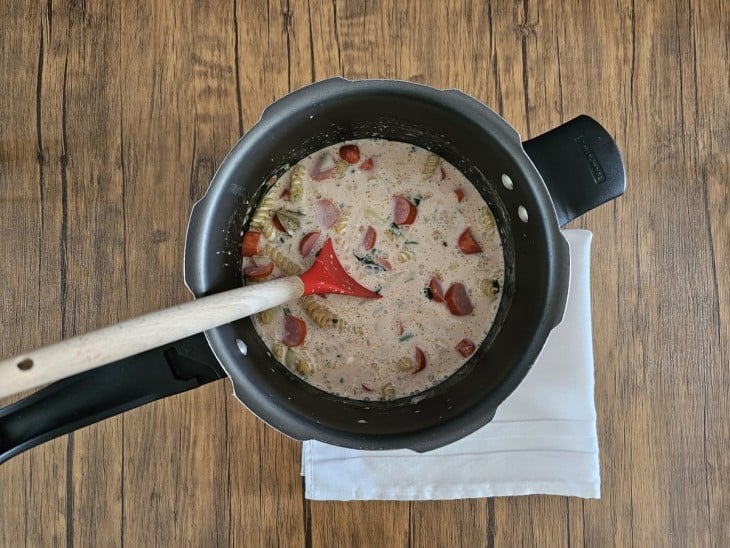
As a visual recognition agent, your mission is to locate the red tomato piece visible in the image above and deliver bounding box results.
[281,315,307,347]
[428,276,444,302]
[359,157,374,171]
[315,199,341,228]
[362,226,376,250]
[361,384,374,392]
[339,144,361,164]
[392,196,418,225]
[439,166,446,181]
[413,347,427,374]
[280,188,290,200]
[456,338,476,358]
[242,231,261,257]
[458,228,482,254]
[299,231,321,257]
[454,188,464,202]
[444,282,474,316]
[243,261,274,280]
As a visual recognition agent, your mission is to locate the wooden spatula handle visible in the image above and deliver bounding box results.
[0,277,304,400]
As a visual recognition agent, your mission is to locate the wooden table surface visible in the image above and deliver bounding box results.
[1,0,728,546]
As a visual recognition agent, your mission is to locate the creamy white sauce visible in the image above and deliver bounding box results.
[245,139,504,400]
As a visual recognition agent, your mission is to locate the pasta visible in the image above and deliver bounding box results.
[422,153,441,179]
[336,319,365,335]
[334,159,349,178]
[263,243,300,276]
[249,194,276,230]
[397,356,414,372]
[301,295,339,329]
[332,208,350,235]
[271,341,287,362]
[289,164,305,202]
[397,249,415,263]
[261,218,278,241]
[479,206,495,231]
[256,309,274,324]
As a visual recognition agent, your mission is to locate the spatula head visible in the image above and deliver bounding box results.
[298,238,381,299]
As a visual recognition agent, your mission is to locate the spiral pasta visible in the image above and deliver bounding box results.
[289,164,305,202]
[301,296,339,329]
[397,356,414,372]
[263,243,300,276]
[397,249,415,263]
[336,319,365,335]
[249,194,276,230]
[479,206,495,231]
[422,153,441,179]
[271,341,287,362]
[332,208,350,235]
[334,159,349,178]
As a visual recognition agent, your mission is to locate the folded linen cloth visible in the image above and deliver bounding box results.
[302,229,599,500]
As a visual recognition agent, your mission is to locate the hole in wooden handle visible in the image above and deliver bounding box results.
[17,358,34,371]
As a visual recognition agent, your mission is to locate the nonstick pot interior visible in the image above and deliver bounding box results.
[185,79,569,451]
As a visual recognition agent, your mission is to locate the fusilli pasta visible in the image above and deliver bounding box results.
[332,208,350,235]
[249,194,276,230]
[289,164,305,202]
[422,153,441,179]
[301,295,339,329]
[263,243,300,276]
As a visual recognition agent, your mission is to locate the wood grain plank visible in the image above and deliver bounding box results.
[113,1,234,546]
[226,2,307,547]
[690,1,730,545]
[0,1,70,546]
[49,1,128,545]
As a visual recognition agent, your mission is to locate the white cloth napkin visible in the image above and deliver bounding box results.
[301,229,599,500]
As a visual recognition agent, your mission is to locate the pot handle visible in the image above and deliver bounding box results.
[0,333,225,465]
[522,115,626,226]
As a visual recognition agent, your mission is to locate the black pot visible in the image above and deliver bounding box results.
[0,79,624,463]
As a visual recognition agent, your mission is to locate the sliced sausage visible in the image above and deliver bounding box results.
[362,226,376,250]
[243,261,274,280]
[359,157,374,171]
[242,231,261,257]
[281,315,307,347]
[444,282,474,316]
[455,338,476,358]
[310,153,336,181]
[458,227,482,254]
[413,347,427,374]
[374,257,392,271]
[315,199,340,228]
[339,144,361,164]
[272,214,287,233]
[428,276,444,302]
[392,196,418,225]
[299,231,321,257]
